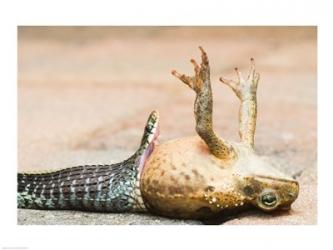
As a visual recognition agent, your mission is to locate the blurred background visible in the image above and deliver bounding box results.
[18,27,316,224]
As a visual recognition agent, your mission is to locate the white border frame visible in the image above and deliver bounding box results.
[1,0,332,249]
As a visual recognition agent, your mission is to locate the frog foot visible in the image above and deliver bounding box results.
[219,58,260,101]
[171,46,209,94]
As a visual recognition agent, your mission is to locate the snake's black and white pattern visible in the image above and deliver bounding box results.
[17,111,159,213]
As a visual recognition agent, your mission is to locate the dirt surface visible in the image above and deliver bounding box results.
[17,27,317,225]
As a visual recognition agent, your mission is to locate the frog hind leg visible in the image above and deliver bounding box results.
[172,46,235,160]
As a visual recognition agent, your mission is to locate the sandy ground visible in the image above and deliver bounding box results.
[17,27,317,225]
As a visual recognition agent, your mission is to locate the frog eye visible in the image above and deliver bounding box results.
[260,192,277,207]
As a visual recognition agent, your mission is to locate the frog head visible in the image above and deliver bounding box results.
[233,144,299,212]
[236,175,299,212]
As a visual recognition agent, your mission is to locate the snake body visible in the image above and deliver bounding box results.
[17,111,159,213]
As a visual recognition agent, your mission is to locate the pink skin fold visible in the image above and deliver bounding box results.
[138,124,160,175]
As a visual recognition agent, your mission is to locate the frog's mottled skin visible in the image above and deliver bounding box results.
[141,137,298,219]
[18,47,299,222]
[141,47,299,219]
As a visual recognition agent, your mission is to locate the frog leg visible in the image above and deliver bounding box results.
[172,46,235,160]
[220,58,260,148]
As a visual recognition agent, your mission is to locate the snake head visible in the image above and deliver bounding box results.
[137,111,160,173]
